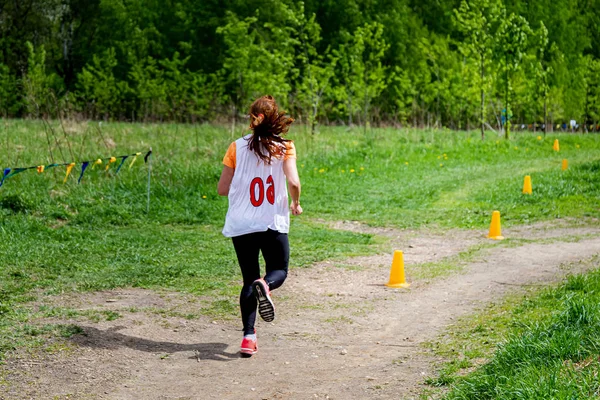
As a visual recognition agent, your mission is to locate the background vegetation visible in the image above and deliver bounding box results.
[1,0,600,132]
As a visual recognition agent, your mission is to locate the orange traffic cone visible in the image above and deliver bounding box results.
[523,175,532,195]
[386,250,410,288]
[487,210,504,240]
[553,139,560,151]
[562,159,568,170]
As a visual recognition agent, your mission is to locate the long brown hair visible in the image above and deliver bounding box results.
[247,95,294,164]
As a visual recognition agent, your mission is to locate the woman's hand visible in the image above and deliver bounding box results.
[290,201,303,215]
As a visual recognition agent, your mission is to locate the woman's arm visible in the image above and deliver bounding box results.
[217,166,235,196]
[283,158,302,215]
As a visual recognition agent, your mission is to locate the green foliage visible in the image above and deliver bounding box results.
[293,4,337,133]
[1,1,600,127]
[0,64,20,116]
[496,12,532,138]
[584,56,600,125]
[22,42,63,118]
[332,22,389,126]
[217,8,295,116]
[453,0,502,137]
[77,48,130,119]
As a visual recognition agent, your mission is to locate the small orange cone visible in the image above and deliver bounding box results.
[487,210,504,240]
[386,250,410,288]
[562,159,568,170]
[522,175,532,195]
[553,139,560,151]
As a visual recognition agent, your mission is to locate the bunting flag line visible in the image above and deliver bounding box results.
[0,150,150,189]
[115,156,128,174]
[105,156,117,171]
[63,163,76,184]
[0,168,11,188]
[129,152,142,169]
[78,162,89,184]
[6,168,30,178]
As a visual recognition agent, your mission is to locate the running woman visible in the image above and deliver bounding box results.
[217,95,302,357]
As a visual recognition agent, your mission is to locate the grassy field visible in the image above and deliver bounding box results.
[424,255,600,399]
[0,120,599,384]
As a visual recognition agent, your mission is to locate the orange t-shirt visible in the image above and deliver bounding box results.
[223,140,296,169]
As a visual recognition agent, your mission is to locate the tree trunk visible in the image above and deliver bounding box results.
[311,96,318,135]
[543,95,547,137]
[348,97,353,126]
[231,103,236,138]
[505,57,510,140]
[480,54,485,141]
[364,90,369,135]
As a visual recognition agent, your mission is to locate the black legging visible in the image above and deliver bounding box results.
[232,229,289,335]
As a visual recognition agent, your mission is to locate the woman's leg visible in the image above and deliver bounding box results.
[260,229,289,290]
[232,233,261,335]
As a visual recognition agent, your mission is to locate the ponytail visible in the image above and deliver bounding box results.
[247,95,294,164]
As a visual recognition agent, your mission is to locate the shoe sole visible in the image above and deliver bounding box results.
[240,348,257,358]
[253,281,275,322]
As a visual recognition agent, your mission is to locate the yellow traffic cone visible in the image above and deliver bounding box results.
[553,139,560,151]
[487,211,504,240]
[562,159,568,170]
[386,250,410,288]
[523,175,532,195]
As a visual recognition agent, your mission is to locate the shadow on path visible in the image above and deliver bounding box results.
[71,326,238,361]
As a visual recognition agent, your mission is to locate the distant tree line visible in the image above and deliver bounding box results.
[1,0,599,135]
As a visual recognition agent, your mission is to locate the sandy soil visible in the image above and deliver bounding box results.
[2,221,600,400]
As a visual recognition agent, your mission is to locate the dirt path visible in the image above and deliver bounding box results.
[2,223,600,400]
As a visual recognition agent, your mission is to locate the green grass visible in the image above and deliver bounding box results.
[297,129,600,228]
[424,256,600,399]
[0,120,599,361]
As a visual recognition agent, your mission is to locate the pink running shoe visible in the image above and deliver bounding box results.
[240,335,257,357]
[252,278,275,322]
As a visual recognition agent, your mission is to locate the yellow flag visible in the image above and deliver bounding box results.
[63,163,76,183]
[37,165,45,173]
[92,159,103,169]
[129,152,142,169]
[105,156,117,171]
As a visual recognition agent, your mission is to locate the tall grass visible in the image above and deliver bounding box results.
[443,266,600,399]
[1,121,599,228]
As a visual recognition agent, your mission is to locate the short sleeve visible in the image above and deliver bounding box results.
[223,142,236,169]
[284,141,296,160]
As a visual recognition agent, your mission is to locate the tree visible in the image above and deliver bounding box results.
[528,23,558,135]
[333,22,389,129]
[453,0,502,139]
[22,42,63,118]
[76,48,129,120]
[217,10,295,134]
[497,12,531,139]
[584,56,600,130]
[292,4,337,134]
[0,64,19,117]
[161,53,211,123]
[387,66,416,126]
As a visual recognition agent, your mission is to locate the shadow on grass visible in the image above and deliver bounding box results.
[71,326,238,361]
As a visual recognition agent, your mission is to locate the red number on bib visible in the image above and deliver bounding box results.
[249,177,264,207]
[249,175,275,207]
[266,175,275,205]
